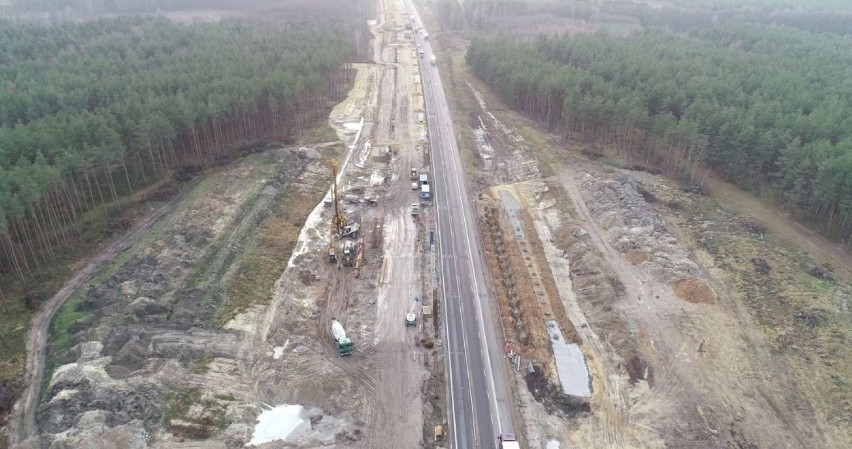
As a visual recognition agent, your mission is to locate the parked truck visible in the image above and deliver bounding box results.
[327,242,337,263]
[405,296,420,326]
[331,319,354,355]
[342,241,356,266]
[497,433,521,449]
[342,223,360,238]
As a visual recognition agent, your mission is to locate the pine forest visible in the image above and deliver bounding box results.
[467,25,852,243]
[0,17,354,281]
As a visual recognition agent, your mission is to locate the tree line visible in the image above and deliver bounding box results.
[453,0,852,36]
[467,24,852,243]
[2,1,374,61]
[0,16,355,281]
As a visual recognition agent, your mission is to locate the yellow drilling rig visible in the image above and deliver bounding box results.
[328,159,347,263]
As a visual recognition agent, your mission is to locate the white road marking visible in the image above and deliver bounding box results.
[407,0,510,443]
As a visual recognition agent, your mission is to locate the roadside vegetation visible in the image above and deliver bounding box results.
[448,0,852,35]
[219,146,334,325]
[0,18,352,285]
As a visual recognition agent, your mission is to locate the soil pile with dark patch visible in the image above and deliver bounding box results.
[625,250,649,265]
[671,277,717,304]
[751,257,771,274]
[299,269,319,286]
[524,367,590,417]
[624,354,654,385]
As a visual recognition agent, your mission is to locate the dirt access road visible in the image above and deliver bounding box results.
[244,0,435,446]
[361,0,430,445]
[6,190,190,447]
[339,0,431,445]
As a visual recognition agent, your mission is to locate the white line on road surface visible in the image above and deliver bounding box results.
[408,0,510,442]
[438,71,505,431]
[435,136,459,449]
[437,117,480,446]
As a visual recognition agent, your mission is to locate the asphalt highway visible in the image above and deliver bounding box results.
[403,2,516,448]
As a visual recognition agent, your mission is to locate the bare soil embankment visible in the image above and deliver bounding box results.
[437,32,851,447]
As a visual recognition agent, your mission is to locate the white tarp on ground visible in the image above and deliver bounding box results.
[546,320,592,397]
[249,404,307,446]
[343,122,362,132]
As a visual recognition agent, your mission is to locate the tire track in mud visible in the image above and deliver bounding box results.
[359,211,424,449]
[358,2,428,447]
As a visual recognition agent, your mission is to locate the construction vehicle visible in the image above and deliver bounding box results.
[342,223,360,238]
[328,242,337,263]
[329,159,346,236]
[331,319,354,355]
[343,194,360,204]
[342,241,356,266]
[326,160,347,265]
[497,433,521,449]
[405,296,420,326]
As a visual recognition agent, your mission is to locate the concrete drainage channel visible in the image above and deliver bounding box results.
[500,190,591,397]
[479,186,593,425]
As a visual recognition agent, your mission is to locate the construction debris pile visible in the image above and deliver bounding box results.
[580,173,701,282]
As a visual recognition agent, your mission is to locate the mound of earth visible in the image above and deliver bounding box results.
[624,250,649,265]
[670,277,717,304]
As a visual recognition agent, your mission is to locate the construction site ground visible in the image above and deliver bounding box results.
[7,0,851,448]
[415,4,852,447]
[6,0,444,447]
